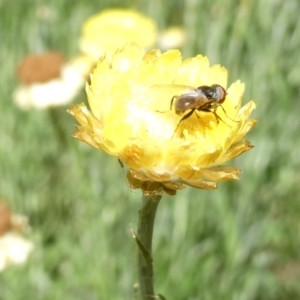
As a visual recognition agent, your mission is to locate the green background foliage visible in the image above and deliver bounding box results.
[1,0,300,299]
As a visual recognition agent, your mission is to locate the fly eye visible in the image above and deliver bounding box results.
[214,86,227,102]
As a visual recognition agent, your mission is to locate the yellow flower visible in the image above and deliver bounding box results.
[79,9,157,60]
[68,44,256,195]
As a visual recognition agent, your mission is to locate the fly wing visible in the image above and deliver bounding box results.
[175,90,209,113]
[151,83,195,92]
[150,84,196,112]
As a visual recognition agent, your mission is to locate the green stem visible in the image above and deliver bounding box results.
[137,193,162,300]
[48,107,68,148]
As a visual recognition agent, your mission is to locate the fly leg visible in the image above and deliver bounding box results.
[170,95,178,110]
[172,109,195,137]
[218,105,239,123]
[155,95,178,114]
[199,107,223,124]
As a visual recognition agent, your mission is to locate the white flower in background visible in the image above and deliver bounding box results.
[158,26,186,50]
[0,233,34,271]
[0,201,34,272]
[13,52,92,110]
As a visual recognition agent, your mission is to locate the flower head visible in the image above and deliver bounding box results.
[79,9,157,60]
[158,26,186,50]
[14,52,91,110]
[0,202,11,236]
[0,201,33,272]
[68,44,256,195]
[0,233,34,272]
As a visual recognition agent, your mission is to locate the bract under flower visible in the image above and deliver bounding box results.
[80,9,157,60]
[68,44,256,195]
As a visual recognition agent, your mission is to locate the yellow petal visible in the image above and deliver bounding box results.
[215,140,254,164]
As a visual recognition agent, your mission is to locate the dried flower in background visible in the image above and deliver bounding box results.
[0,202,11,236]
[0,201,33,272]
[13,52,90,110]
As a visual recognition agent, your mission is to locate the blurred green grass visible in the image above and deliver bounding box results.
[1,0,300,299]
